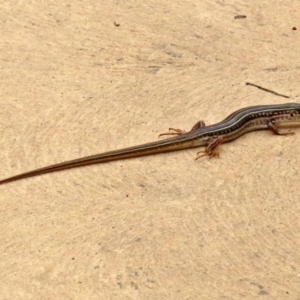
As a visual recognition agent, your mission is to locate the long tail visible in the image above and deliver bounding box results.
[0,135,196,185]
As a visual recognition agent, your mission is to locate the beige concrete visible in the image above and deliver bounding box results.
[1,1,300,299]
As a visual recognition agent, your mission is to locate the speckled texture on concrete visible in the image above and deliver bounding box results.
[1,1,300,299]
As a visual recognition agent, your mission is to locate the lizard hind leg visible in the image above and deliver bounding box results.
[159,120,206,138]
[196,149,220,160]
[196,136,224,160]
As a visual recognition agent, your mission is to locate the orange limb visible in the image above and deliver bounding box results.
[196,136,224,160]
[267,121,295,135]
[159,120,206,138]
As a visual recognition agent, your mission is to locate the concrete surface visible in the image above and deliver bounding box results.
[1,1,300,299]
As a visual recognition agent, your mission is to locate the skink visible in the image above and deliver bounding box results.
[1,102,300,185]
